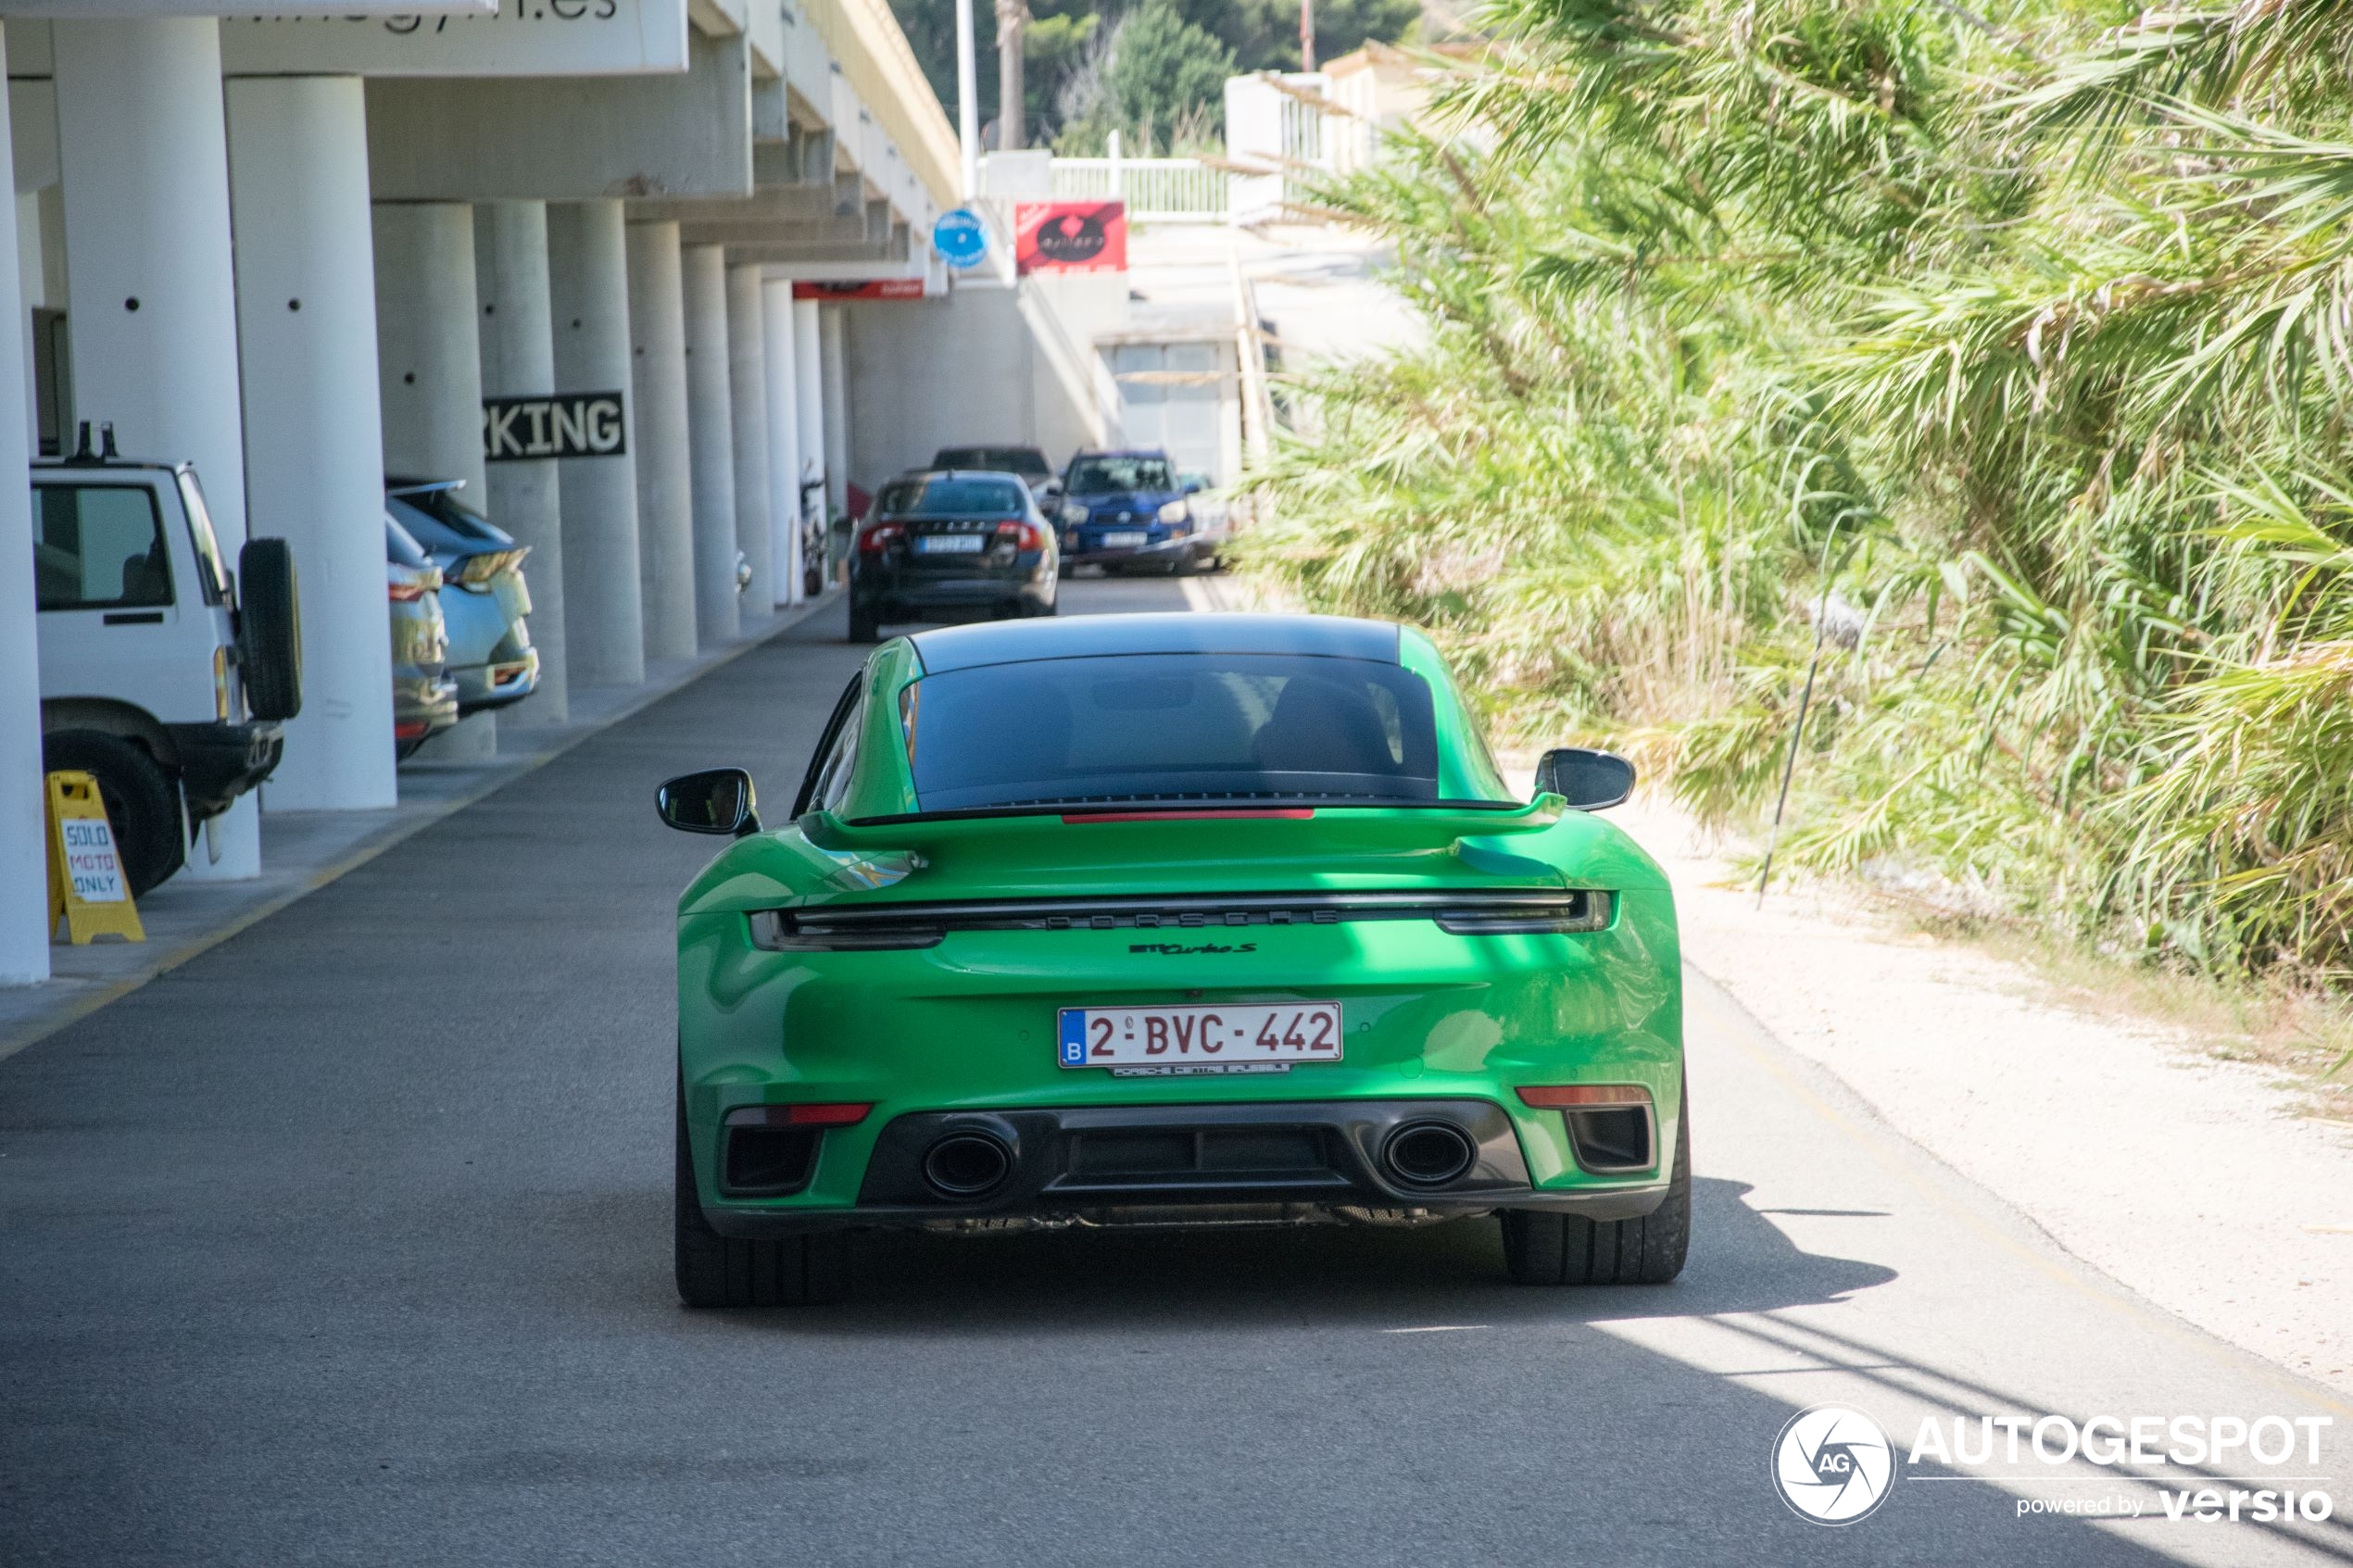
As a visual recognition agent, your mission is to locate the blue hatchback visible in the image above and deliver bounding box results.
[1052,449,1210,573]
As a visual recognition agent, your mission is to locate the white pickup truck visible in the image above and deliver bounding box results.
[32,433,301,895]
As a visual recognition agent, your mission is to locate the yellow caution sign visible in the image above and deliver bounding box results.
[45,771,145,945]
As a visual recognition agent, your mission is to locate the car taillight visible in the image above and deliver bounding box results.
[451,547,526,589]
[1516,1085,1652,1110]
[994,520,1043,549]
[858,522,905,554]
[212,645,232,721]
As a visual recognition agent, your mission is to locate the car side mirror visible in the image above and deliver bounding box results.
[1534,747,1635,811]
[1182,478,1204,495]
[657,768,761,836]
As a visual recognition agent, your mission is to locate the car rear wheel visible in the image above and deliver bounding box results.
[1499,1081,1690,1286]
[675,1080,851,1309]
[846,599,880,644]
[42,729,184,898]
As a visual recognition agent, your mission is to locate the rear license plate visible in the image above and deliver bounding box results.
[917,533,987,554]
[1100,531,1148,548]
[1057,1001,1343,1070]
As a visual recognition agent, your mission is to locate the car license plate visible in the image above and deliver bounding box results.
[917,533,986,554]
[1057,1001,1343,1071]
[1100,531,1148,548]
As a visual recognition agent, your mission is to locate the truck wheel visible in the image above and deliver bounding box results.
[42,730,184,898]
[675,1078,850,1309]
[236,537,303,721]
[1500,1082,1690,1286]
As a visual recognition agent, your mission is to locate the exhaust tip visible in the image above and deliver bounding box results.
[1382,1121,1477,1187]
[922,1132,1013,1198]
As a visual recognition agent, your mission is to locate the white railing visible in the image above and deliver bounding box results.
[1051,156,1231,223]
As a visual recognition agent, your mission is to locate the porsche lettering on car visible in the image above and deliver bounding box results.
[659,613,1689,1307]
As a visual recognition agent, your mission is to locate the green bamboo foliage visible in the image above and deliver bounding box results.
[1241,0,2353,985]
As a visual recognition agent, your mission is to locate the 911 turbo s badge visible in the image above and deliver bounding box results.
[1129,941,1259,955]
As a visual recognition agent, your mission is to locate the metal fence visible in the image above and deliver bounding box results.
[1051,157,1232,223]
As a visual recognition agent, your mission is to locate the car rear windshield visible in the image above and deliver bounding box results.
[934,447,1051,478]
[878,477,1029,517]
[1066,456,1173,495]
[899,653,1466,812]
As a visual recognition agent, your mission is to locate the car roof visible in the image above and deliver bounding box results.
[1068,448,1170,460]
[908,612,1403,672]
[31,457,182,476]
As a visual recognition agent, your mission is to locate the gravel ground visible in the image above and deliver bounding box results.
[1612,798,2353,1395]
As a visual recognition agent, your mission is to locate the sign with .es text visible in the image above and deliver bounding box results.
[483,392,626,462]
[219,0,689,77]
[1014,201,1128,274]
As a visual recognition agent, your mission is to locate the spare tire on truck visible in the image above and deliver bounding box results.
[237,538,302,722]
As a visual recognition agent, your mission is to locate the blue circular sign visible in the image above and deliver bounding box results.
[932,207,988,270]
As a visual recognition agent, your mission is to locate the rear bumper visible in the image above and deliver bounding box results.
[699,1098,1672,1236]
[451,648,540,712]
[164,721,283,820]
[852,556,1054,620]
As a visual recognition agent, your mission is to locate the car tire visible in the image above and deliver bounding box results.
[1499,1081,1690,1286]
[41,729,184,898]
[846,600,881,644]
[675,1079,851,1309]
[236,537,304,722]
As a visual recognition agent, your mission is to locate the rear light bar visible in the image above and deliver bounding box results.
[1064,809,1315,823]
[749,909,945,951]
[1517,1084,1652,1109]
[724,1102,874,1128]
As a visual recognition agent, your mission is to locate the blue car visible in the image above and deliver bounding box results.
[1052,449,1212,574]
[384,479,540,716]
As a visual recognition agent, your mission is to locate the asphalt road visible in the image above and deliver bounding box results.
[4,576,2348,1566]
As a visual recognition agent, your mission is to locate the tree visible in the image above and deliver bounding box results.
[1101,0,1237,153]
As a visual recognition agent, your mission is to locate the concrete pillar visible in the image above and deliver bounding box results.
[547,200,643,688]
[792,296,824,601]
[761,278,804,608]
[373,201,495,761]
[680,244,737,646]
[624,220,695,660]
[474,199,566,726]
[372,204,485,494]
[226,76,396,813]
[0,44,46,985]
[54,19,258,879]
[725,265,774,615]
[821,306,850,521]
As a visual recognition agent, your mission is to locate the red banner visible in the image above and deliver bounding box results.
[1014,201,1128,274]
[792,278,925,301]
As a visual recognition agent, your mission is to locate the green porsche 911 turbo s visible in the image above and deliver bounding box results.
[657,613,1687,1307]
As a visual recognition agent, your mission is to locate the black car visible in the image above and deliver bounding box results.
[930,445,1057,503]
[849,470,1060,643]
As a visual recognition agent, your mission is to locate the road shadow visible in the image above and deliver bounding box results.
[703,1174,1895,1336]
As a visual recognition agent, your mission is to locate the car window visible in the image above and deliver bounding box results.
[899,653,1485,813]
[1066,456,1174,495]
[813,691,866,812]
[934,447,1051,479]
[876,477,1029,517]
[385,515,434,569]
[33,483,171,612]
[174,470,230,606]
